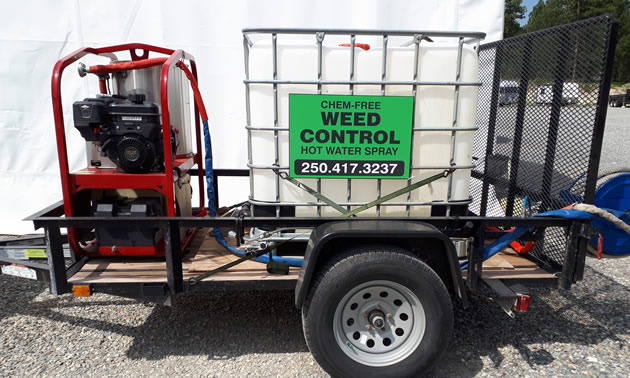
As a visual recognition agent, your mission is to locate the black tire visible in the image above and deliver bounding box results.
[302,245,453,377]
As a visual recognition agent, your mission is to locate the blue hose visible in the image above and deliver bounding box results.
[202,120,303,267]
[460,207,626,269]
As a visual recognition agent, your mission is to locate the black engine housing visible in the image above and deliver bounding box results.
[73,93,175,173]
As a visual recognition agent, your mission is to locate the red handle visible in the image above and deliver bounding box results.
[339,43,370,51]
[87,57,168,74]
[486,226,535,254]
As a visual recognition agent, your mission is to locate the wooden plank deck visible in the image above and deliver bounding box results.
[68,229,555,284]
[68,230,299,284]
[462,248,557,280]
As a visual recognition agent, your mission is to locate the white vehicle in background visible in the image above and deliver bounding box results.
[499,80,519,105]
[536,82,579,105]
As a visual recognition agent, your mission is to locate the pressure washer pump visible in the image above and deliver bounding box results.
[54,47,201,257]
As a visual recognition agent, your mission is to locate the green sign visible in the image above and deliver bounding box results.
[289,94,413,179]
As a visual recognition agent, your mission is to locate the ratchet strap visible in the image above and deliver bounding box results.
[189,233,304,283]
[273,167,454,217]
[274,169,350,215]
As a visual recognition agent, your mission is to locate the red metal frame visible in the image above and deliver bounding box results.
[51,43,206,256]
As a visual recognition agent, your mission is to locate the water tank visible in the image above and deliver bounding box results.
[244,30,482,217]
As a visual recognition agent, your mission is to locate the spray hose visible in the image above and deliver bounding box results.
[460,203,630,269]
[175,62,303,267]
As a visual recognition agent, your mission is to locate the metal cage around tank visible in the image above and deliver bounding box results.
[242,28,486,217]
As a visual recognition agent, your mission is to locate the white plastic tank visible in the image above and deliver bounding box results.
[247,35,479,217]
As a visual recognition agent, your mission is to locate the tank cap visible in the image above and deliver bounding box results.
[129,93,146,104]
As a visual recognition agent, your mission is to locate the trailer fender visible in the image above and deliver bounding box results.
[294,220,467,309]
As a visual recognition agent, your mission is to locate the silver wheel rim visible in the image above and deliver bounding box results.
[332,280,426,367]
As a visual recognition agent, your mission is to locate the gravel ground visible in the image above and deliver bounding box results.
[599,107,629,170]
[0,258,628,377]
[0,105,628,377]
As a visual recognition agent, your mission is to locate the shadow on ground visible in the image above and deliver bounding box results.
[434,265,629,376]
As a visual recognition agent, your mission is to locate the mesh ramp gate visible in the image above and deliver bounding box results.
[471,15,617,272]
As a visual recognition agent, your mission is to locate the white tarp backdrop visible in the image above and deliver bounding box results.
[0,0,504,234]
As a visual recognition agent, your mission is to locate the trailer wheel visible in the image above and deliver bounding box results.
[302,245,453,377]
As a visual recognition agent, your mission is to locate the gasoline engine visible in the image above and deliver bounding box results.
[73,93,176,173]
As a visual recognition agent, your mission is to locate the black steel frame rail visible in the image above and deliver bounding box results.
[505,36,533,217]
[23,199,588,298]
[573,21,619,284]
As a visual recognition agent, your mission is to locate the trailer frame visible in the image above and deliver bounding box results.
[11,190,586,303]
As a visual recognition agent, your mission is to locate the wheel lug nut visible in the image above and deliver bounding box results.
[366,325,372,331]
[363,313,368,318]
[386,313,392,319]
[376,305,382,310]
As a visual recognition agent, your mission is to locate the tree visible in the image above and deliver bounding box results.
[525,0,630,82]
[505,0,527,38]
[524,0,573,33]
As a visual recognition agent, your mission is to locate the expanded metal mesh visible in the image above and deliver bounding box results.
[470,16,614,271]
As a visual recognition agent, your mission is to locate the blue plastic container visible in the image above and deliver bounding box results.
[592,173,630,255]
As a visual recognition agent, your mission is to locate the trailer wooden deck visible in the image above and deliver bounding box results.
[68,229,555,285]
[68,230,300,285]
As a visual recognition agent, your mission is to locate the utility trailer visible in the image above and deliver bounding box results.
[0,16,620,377]
[608,89,630,107]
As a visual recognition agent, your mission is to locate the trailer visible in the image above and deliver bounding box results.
[498,80,519,105]
[608,89,630,107]
[0,16,622,377]
[536,82,580,105]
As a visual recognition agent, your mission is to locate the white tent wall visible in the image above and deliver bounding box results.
[0,0,504,234]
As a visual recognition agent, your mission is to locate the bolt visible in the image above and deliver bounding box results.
[366,325,372,331]
[363,313,368,318]
[376,305,382,311]
[386,313,392,319]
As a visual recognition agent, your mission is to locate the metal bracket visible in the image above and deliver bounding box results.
[574,222,595,239]
[483,278,530,318]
